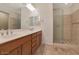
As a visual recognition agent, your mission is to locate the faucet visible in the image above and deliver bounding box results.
[6,29,13,35]
[0,29,4,36]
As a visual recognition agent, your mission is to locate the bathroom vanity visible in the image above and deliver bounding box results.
[0,3,42,55]
[0,29,42,55]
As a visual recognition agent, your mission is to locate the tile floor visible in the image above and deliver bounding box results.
[34,43,79,55]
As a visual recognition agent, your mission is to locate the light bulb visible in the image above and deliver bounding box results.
[26,3,36,12]
[65,3,68,5]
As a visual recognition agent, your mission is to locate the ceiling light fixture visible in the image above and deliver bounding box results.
[26,3,36,12]
[65,3,68,5]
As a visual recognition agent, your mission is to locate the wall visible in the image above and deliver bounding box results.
[63,14,72,44]
[63,4,79,44]
[71,4,79,44]
[33,3,53,45]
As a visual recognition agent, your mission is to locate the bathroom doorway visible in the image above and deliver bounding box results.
[53,8,64,43]
[0,11,9,30]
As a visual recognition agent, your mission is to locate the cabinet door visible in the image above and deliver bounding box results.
[32,31,42,54]
[22,41,31,55]
[37,35,40,47]
[37,31,42,47]
[32,37,37,54]
[9,49,18,55]
[32,45,37,54]
[9,46,22,55]
[0,51,1,55]
[39,32,42,45]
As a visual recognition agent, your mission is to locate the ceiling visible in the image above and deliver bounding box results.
[0,3,26,9]
[53,3,72,9]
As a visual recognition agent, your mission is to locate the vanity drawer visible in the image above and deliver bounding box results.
[22,40,31,55]
[37,31,42,35]
[32,37,37,43]
[32,45,38,54]
[31,33,37,38]
[32,41,37,48]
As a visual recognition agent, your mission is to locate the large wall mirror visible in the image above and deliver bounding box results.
[0,3,22,30]
[0,3,40,30]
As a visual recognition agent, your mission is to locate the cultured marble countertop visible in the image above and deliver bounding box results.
[0,27,41,44]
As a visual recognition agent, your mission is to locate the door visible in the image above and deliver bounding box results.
[22,41,31,55]
[53,8,63,43]
[0,11,9,30]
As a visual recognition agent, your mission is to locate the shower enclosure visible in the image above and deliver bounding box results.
[53,8,64,43]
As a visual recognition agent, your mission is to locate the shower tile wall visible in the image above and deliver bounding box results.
[64,8,79,45]
[71,10,79,45]
[64,15,72,44]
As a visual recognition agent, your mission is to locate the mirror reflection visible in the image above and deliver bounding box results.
[0,3,21,30]
[0,3,41,37]
[0,3,41,31]
[0,11,9,30]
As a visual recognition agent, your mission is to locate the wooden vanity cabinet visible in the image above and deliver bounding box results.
[37,31,42,47]
[0,31,42,55]
[31,31,42,54]
[22,39,31,55]
[0,35,31,55]
[9,48,19,55]
[31,32,37,54]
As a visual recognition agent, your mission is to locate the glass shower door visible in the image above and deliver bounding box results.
[53,8,63,43]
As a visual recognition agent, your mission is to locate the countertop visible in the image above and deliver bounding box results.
[0,27,42,44]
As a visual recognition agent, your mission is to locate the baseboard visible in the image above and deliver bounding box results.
[42,42,53,45]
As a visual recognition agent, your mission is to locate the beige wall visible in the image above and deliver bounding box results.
[64,4,79,45]
[62,4,72,44]
[63,15,72,44]
[71,9,79,45]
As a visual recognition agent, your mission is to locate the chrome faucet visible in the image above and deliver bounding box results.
[0,29,4,36]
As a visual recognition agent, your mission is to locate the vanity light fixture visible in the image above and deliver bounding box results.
[26,3,36,12]
[65,3,68,5]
